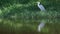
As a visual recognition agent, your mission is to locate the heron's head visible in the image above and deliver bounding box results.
[37,2,40,4]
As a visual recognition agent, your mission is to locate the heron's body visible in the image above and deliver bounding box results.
[38,5,45,11]
[37,2,46,11]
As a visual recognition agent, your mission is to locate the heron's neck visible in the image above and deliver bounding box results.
[38,3,40,6]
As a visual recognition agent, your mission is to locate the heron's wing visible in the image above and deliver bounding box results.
[38,5,46,11]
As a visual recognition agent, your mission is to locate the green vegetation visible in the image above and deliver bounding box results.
[0,0,60,34]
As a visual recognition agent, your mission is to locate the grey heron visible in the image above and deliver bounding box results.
[37,2,46,11]
[37,2,46,32]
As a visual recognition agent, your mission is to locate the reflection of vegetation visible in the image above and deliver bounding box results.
[0,0,60,34]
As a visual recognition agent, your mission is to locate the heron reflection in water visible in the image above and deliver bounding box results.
[37,2,46,32]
